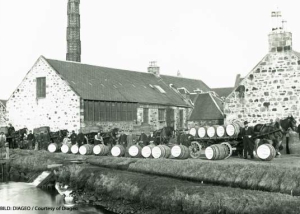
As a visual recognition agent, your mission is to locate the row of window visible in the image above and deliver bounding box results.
[84,100,138,122]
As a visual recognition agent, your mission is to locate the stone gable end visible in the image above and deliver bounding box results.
[224,52,300,124]
[6,57,81,131]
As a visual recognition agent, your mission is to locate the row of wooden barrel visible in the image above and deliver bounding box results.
[48,143,191,159]
[48,141,276,161]
[189,122,243,138]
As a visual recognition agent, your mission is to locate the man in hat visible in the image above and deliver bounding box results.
[240,121,255,159]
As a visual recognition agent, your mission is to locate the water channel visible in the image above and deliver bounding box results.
[0,182,115,214]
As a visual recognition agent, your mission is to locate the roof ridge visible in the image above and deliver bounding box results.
[45,57,155,76]
[160,74,207,82]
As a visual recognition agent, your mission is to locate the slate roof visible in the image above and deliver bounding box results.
[160,75,211,93]
[212,87,234,98]
[188,93,224,121]
[0,100,7,107]
[45,57,190,107]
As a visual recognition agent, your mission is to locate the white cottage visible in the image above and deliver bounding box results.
[6,56,211,132]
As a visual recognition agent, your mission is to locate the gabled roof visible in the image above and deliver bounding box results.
[212,87,234,98]
[188,93,224,121]
[45,57,190,107]
[160,75,211,93]
[0,100,7,107]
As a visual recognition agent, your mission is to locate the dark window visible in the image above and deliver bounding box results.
[84,100,137,122]
[158,109,166,121]
[36,77,46,98]
[143,108,149,124]
[179,109,184,128]
[277,47,283,52]
[100,102,106,121]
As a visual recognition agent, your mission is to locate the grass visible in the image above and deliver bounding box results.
[56,164,300,214]
[7,149,300,196]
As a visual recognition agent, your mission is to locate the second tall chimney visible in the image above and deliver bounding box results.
[66,0,81,62]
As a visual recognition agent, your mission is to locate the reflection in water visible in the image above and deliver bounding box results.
[0,182,113,214]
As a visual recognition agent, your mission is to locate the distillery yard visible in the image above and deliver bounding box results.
[3,149,300,214]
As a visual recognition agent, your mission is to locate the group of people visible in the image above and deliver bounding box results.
[240,119,294,159]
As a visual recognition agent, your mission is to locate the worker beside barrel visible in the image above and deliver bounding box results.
[240,121,255,159]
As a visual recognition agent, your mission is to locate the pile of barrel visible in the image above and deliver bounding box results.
[47,142,191,160]
[189,122,243,139]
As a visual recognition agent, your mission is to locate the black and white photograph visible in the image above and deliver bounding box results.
[1,0,300,213]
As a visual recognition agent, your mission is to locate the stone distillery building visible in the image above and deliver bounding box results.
[6,56,211,132]
[0,100,7,126]
[224,14,300,125]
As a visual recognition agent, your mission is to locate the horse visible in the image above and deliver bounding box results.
[253,115,297,156]
[153,126,174,145]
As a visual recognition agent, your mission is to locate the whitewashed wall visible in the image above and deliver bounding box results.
[0,102,7,126]
[6,56,81,132]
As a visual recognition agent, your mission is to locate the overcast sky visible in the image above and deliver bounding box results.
[0,0,300,99]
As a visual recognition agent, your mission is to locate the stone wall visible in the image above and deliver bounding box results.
[224,51,300,125]
[6,57,81,131]
[0,101,7,126]
[82,104,190,132]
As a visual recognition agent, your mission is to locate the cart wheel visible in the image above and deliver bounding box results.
[189,141,202,159]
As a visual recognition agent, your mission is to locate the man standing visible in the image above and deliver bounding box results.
[94,131,104,145]
[70,130,77,145]
[7,123,15,149]
[0,132,6,159]
[286,128,292,154]
[76,130,86,147]
[27,130,35,150]
[241,121,255,159]
[118,130,127,148]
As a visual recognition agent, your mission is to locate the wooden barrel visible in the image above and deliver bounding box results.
[93,144,110,156]
[216,125,226,137]
[171,145,190,159]
[197,127,206,138]
[226,122,241,137]
[71,144,79,154]
[128,145,142,158]
[48,143,59,153]
[61,143,72,154]
[205,144,230,160]
[111,145,126,157]
[188,127,197,137]
[141,144,155,158]
[152,145,171,159]
[189,141,203,159]
[79,144,94,155]
[257,144,276,161]
[207,126,216,138]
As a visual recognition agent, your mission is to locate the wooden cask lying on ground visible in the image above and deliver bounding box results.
[205,143,233,160]
[257,144,276,161]
[48,143,60,153]
[61,143,72,154]
[93,144,110,156]
[171,145,190,159]
[79,144,94,155]
[111,145,126,157]
[128,145,142,158]
[152,145,171,159]
[141,144,155,158]
[71,145,79,154]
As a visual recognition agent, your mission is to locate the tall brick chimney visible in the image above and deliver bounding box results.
[66,0,81,62]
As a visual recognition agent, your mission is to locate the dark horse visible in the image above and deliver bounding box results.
[253,115,297,155]
[153,126,174,145]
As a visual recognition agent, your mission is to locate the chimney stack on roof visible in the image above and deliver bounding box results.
[269,10,292,53]
[148,61,160,77]
[66,0,81,62]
